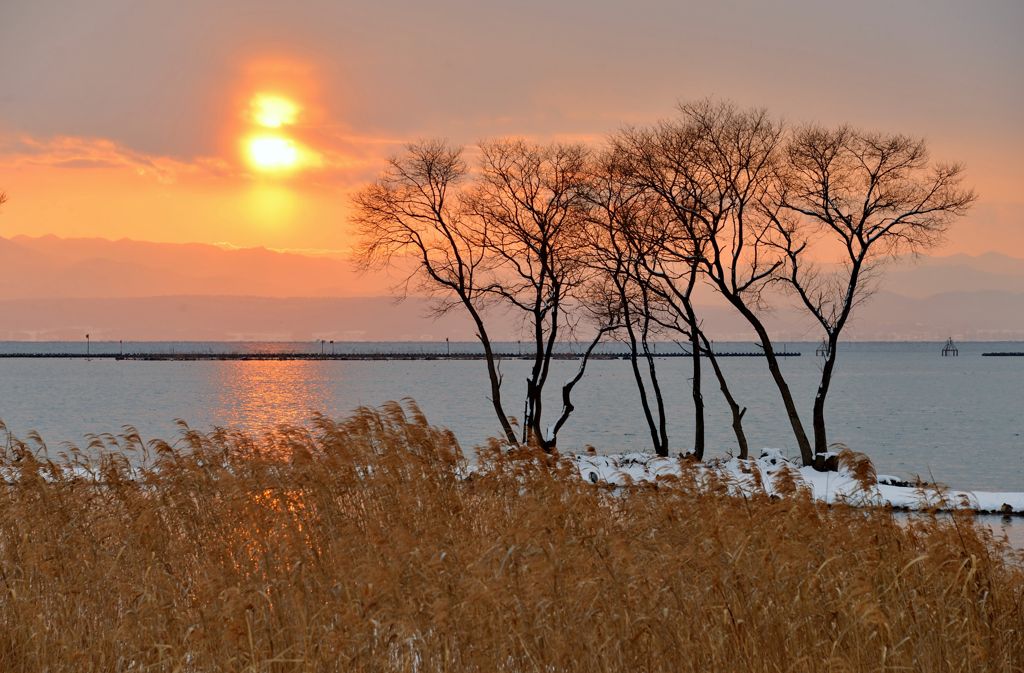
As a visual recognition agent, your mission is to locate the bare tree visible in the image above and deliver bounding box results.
[775,126,976,461]
[584,154,671,456]
[590,146,753,460]
[468,139,606,451]
[349,140,518,445]
[599,138,712,459]
[634,222,708,460]
[616,100,810,462]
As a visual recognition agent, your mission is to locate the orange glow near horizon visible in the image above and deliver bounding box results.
[245,183,297,227]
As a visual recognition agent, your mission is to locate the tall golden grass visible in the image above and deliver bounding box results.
[0,401,1022,671]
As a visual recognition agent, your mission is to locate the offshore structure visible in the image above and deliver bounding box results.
[941,337,959,356]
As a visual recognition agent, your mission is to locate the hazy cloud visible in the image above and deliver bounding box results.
[0,134,231,184]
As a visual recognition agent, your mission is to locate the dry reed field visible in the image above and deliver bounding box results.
[1,401,1022,672]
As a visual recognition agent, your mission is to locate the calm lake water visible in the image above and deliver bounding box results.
[1,341,1023,494]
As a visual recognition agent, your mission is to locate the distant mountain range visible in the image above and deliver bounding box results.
[881,253,1024,298]
[0,234,396,299]
[0,295,516,342]
[0,235,1022,341]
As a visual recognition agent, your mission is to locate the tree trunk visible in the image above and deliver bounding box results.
[524,306,546,447]
[729,299,813,466]
[642,341,670,456]
[685,305,705,460]
[468,305,518,446]
[811,334,840,469]
[625,312,666,456]
[545,325,620,449]
[524,374,540,447]
[529,299,562,453]
[700,334,748,459]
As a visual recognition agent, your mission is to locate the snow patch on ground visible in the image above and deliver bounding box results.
[569,448,1024,514]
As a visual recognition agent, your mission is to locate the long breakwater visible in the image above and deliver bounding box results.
[0,350,801,361]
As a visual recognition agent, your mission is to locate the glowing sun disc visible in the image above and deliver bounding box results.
[252,95,300,128]
[251,137,297,168]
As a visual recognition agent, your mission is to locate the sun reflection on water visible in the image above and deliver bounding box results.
[197,361,340,432]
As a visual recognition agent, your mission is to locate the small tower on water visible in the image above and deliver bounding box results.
[942,337,959,356]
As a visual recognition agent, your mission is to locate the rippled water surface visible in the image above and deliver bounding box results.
[1,341,1022,492]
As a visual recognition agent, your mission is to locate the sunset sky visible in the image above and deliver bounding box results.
[1,0,1021,263]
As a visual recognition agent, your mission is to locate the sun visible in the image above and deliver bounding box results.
[251,94,300,128]
[250,137,297,168]
[242,92,310,172]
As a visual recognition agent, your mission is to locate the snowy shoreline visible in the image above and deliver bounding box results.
[8,443,1024,516]
[560,449,1024,516]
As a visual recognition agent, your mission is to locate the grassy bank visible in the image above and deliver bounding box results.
[1,402,1022,671]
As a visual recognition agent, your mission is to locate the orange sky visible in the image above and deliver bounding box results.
[1,0,1022,263]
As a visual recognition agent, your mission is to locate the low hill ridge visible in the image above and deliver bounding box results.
[0,235,400,299]
[1,236,1023,341]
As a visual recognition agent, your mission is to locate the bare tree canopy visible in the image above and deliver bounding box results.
[468,139,602,450]
[774,126,976,459]
[781,127,975,263]
[350,140,517,444]
[470,138,593,308]
[351,140,478,297]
